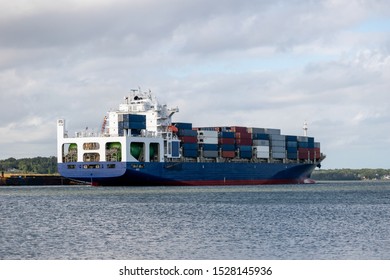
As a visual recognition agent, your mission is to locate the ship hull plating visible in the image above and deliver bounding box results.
[58,161,318,186]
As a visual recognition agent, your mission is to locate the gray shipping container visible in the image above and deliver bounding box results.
[271,140,286,147]
[203,150,218,158]
[298,136,309,142]
[272,152,285,159]
[247,127,266,134]
[253,139,269,146]
[271,146,286,153]
[269,134,285,141]
[264,128,281,135]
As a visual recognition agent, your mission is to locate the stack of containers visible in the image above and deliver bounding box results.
[231,126,252,159]
[250,128,270,159]
[197,130,218,158]
[174,122,198,158]
[297,136,310,160]
[218,130,235,158]
[118,119,124,136]
[122,114,146,136]
[314,142,321,160]
[270,134,286,159]
[307,137,320,160]
[286,135,298,159]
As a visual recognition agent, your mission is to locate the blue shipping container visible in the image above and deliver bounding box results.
[285,135,298,141]
[124,114,146,122]
[240,151,252,159]
[286,141,298,148]
[219,131,235,138]
[252,133,269,140]
[201,144,219,151]
[220,144,235,151]
[126,121,146,130]
[178,129,197,137]
[287,153,298,159]
[174,122,193,130]
[298,142,309,148]
[237,145,252,152]
[287,147,297,153]
[182,149,198,158]
[182,143,198,150]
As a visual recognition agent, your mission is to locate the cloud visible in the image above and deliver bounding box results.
[1,0,390,168]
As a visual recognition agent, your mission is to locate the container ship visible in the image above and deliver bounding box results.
[57,90,325,186]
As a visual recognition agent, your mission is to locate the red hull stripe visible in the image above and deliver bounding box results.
[163,178,304,186]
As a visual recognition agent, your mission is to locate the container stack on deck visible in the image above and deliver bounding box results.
[297,136,321,161]
[119,114,146,136]
[173,123,321,162]
[251,128,270,159]
[174,122,198,158]
[286,135,298,160]
[198,130,219,158]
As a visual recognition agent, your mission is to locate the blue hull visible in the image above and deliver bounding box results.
[58,161,318,186]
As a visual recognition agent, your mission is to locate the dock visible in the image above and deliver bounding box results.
[0,173,74,186]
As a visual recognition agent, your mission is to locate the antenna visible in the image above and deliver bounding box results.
[303,121,308,136]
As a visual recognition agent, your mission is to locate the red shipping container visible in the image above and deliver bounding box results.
[235,138,253,145]
[230,126,247,133]
[298,148,309,159]
[235,132,252,139]
[179,136,197,143]
[313,148,321,160]
[298,148,320,160]
[218,138,235,145]
[221,151,235,158]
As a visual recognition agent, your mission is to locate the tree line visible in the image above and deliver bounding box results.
[0,157,58,174]
[312,168,390,181]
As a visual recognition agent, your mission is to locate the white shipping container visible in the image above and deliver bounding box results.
[197,130,218,138]
[256,151,270,159]
[253,146,269,153]
[198,136,218,144]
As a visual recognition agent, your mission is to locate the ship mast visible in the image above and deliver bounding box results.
[303,121,308,136]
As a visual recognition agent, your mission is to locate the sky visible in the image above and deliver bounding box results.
[1,0,390,169]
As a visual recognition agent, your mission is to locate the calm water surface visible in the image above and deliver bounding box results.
[1,181,390,259]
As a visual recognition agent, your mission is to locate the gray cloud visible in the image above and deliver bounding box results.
[1,0,390,168]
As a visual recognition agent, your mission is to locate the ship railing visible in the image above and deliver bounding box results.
[74,130,101,138]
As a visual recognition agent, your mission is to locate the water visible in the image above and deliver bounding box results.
[1,181,390,260]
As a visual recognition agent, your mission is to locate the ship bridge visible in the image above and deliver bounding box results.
[108,89,179,137]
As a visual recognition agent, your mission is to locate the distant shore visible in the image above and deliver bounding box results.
[312,168,390,181]
[0,173,74,186]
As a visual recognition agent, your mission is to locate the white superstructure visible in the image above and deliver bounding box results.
[107,90,179,137]
[57,90,181,168]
